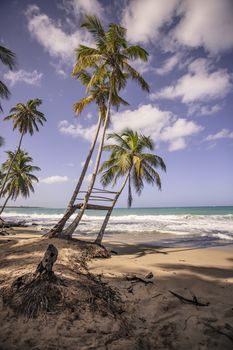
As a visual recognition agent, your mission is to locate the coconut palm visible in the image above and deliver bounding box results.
[95,129,166,245]
[0,150,40,215]
[63,16,149,238]
[48,70,129,237]
[0,46,16,112]
[0,99,45,200]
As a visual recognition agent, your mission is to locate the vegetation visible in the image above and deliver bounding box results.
[0,46,16,112]
[95,129,166,245]
[0,99,45,202]
[0,150,40,215]
[62,15,149,238]
[48,69,129,237]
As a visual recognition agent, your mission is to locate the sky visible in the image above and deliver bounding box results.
[0,0,233,208]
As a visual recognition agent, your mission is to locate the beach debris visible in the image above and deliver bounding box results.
[169,290,210,307]
[0,219,27,228]
[126,274,153,285]
[205,323,233,344]
[145,271,153,279]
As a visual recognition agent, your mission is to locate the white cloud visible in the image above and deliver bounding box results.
[58,105,202,152]
[206,129,233,141]
[152,58,232,104]
[159,118,203,151]
[172,0,233,54]
[84,173,93,184]
[4,69,43,87]
[58,120,97,142]
[155,54,180,75]
[122,0,179,43]
[40,175,69,184]
[110,104,203,152]
[188,104,221,116]
[71,0,103,18]
[25,5,92,64]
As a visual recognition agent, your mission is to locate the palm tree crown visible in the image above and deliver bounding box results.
[100,129,166,207]
[74,69,129,120]
[72,16,150,95]
[0,46,16,112]
[1,150,40,200]
[4,99,46,135]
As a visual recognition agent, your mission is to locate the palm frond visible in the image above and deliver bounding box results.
[123,46,149,61]
[0,46,16,70]
[124,62,150,92]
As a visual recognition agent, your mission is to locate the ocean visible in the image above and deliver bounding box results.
[2,206,233,247]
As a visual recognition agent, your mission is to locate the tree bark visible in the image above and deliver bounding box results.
[47,112,102,238]
[63,82,113,239]
[95,173,129,245]
[35,244,58,275]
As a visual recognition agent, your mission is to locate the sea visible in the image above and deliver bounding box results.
[2,206,233,248]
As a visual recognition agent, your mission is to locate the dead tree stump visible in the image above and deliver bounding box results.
[35,244,58,276]
[1,244,62,317]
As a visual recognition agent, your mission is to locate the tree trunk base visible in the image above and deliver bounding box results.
[1,244,62,317]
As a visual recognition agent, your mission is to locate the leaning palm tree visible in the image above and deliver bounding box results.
[0,149,40,215]
[62,16,149,238]
[0,99,45,201]
[0,46,16,112]
[95,129,166,245]
[48,69,129,237]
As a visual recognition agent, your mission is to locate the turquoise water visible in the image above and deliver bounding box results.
[4,205,233,216]
[2,206,233,246]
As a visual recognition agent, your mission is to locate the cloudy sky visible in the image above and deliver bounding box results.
[1,0,233,208]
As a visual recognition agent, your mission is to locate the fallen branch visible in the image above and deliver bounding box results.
[126,275,153,285]
[169,290,209,307]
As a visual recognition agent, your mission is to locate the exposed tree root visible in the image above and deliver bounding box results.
[1,243,122,321]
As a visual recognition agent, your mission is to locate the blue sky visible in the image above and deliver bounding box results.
[1,0,233,208]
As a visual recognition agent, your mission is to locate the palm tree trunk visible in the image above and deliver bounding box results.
[47,111,102,237]
[95,173,130,245]
[0,132,24,214]
[0,193,11,216]
[63,83,113,239]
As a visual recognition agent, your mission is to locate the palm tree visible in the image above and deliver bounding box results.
[62,16,150,238]
[0,99,45,201]
[48,70,129,237]
[0,46,16,112]
[95,129,166,245]
[0,150,40,215]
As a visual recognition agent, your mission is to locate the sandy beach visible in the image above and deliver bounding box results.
[0,229,233,350]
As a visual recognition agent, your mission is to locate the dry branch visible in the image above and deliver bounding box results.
[169,290,209,307]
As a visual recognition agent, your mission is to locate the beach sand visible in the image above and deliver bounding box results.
[0,230,233,349]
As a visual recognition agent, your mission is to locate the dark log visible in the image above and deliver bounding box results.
[35,244,58,275]
[169,290,209,306]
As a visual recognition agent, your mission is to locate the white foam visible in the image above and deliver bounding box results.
[2,211,233,241]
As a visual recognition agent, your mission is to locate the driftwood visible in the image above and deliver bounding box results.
[169,290,209,307]
[0,220,27,228]
[126,275,153,285]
